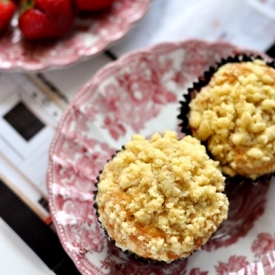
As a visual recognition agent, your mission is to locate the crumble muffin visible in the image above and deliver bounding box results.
[95,131,228,263]
[188,58,275,180]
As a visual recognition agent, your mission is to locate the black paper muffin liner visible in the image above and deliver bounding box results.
[93,146,178,265]
[177,53,275,184]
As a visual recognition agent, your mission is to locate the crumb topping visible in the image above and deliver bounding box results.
[188,59,275,179]
[96,131,228,262]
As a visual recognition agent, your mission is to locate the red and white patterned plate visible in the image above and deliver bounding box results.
[47,39,275,275]
[0,0,151,72]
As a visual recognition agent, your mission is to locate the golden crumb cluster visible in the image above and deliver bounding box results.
[189,59,275,179]
[96,131,228,262]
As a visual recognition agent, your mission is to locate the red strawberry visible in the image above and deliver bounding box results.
[0,0,16,32]
[19,0,74,40]
[74,0,116,11]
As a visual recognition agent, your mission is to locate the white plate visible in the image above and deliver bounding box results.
[0,0,151,72]
[47,39,275,274]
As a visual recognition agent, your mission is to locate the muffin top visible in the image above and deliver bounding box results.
[188,59,275,179]
[96,131,228,262]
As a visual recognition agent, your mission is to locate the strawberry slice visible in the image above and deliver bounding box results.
[74,0,116,11]
[19,0,74,40]
[0,0,16,33]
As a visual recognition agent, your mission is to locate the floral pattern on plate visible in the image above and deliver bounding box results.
[47,39,275,274]
[0,0,151,72]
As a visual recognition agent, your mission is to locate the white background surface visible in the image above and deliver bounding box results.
[0,219,54,275]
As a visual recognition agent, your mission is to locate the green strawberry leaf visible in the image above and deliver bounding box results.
[20,0,35,15]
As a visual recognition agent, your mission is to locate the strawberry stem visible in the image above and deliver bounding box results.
[20,0,35,15]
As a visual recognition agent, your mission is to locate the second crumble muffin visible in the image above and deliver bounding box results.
[188,58,275,180]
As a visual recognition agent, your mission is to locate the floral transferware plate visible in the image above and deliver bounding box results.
[0,0,151,72]
[47,39,275,275]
